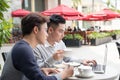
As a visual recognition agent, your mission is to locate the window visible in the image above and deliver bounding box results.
[35,0,45,12]
[22,0,45,12]
[22,0,31,10]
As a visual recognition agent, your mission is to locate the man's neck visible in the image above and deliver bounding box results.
[47,38,55,46]
[23,35,37,48]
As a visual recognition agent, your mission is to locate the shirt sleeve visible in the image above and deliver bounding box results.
[63,56,83,63]
[12,44,59,80]
[34,47,57,68]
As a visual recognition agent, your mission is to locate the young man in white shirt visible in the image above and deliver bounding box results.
[34,14,96,68]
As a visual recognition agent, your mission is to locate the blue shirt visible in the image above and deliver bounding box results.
[1,40,61,80]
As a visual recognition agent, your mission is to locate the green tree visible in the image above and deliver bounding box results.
[0,0,12,48]
[72,0,81,9]
[0,0,9,20]
[105,0,120,12]
[71,0,81,30]
[106,0,111,7]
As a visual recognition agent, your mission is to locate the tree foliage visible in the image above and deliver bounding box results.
[0,0,12,48]
[0,0,9,20]
[72,0,81,9]
[105,0,120,13]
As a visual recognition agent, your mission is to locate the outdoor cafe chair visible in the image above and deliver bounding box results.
[115,42,120,80]
[115,42,120,59]
[1,52,8,62]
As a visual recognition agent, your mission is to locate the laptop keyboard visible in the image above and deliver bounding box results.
[92,64,103,71]
[92,45,107,74]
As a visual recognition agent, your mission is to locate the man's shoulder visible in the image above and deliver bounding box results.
[34,44,46,53]
[36,44,45,49]
[14,40,30,50]
[12,40,32,56]
[56,40,65,46]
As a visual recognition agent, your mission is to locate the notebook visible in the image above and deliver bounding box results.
[92,44,108,74]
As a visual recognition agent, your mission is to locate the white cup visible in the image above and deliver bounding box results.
[63,48,72,57]
[78,65,94,77]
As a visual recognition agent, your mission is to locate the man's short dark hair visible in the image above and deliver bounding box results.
[47,14,66,29]
[21,13,49,36]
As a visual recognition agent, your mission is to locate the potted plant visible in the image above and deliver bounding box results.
[88,32,111,45]
[63,33,83,47]
[111,30,120,40]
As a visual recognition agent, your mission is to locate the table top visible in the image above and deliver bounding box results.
[65,66,119,80]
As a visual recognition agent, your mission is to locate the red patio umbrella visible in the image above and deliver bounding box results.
[41,4,83,20]
[81,16,103,21]
[88,8,119,20]
[12,9,31,17]
[117,13,120,18]
[62,15,82,20]
[78,14,104,21]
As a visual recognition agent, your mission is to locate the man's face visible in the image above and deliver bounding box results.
[36,23,48,44]
[49,23,65,42]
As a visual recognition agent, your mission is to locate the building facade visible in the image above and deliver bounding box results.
[10,0,120,30]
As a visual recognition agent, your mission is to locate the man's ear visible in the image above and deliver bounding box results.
[33,26,39,34]
[48,27,53,34]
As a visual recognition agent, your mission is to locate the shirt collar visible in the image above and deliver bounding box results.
[44,41,58,47]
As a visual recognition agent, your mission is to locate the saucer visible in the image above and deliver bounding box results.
[75,73,94,78]
[65,62,80,67]
[66,76,79,80]
[53,64,66,68]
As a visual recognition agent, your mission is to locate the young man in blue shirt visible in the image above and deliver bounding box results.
[1,13,73,80]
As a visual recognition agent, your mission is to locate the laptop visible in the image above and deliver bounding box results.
[92,44,108,74]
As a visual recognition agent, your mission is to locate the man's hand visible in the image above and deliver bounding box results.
[53,50,64,61]
[60,65,74,79]
[41,68,60,76]
[81,60,97,66]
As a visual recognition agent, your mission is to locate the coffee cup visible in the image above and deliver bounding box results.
[78,65,94,77]
[63,48,72,57]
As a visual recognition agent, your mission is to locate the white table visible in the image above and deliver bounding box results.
[65,66,119,80]
[64,43,120,80]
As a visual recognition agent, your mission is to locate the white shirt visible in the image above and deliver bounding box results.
[33,40,81,68]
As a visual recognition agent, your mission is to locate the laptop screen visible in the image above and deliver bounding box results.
[104,44,108,66]
[92,44,108,74]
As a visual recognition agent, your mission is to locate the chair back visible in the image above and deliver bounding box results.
[116,42,120,58]
[2,52,8,62]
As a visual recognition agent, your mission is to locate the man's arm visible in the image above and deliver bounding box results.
[12,44,61,80]
[34,47,57,68]
[63,56,83,63]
